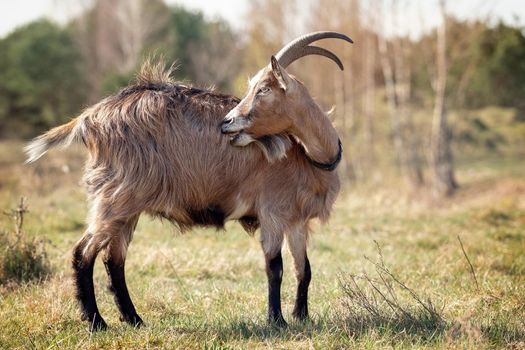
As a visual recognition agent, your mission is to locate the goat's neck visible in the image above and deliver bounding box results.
[291,100,340,164]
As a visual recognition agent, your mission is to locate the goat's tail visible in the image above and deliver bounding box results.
[25,117,84,163]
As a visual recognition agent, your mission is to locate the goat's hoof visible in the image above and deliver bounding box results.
[131,315,144,328]
[121,314,144,327]
[268,316,288,328]
[292,310,309,322]
[89,318,108,332]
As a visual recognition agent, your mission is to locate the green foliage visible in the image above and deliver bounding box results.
[0,19,86,137]
[413,19,525,110]
[469,22,525,109]
[92,5,242,96]
[166,7,208,80]
[146,6,242,92]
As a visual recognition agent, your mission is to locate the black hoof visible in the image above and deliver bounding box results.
[292,309,309,321]
[121,314,144,328]
[89,317,108,332]
[268,316,288,328]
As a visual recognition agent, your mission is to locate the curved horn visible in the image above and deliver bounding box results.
[280,45,345,71]
[275,31,353,69]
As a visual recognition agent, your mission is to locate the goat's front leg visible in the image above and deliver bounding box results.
[260,227,287,327]
[265,251,286,326]
[286,224,311,321]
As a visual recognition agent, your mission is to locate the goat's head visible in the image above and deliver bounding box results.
[221,31,353,146]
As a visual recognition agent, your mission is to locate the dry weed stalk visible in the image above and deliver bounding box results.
[457,235,479,291]
[338,241,446,338]
[3,197,28,247]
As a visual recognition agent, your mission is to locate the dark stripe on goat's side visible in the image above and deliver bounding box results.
[292,255,311,320]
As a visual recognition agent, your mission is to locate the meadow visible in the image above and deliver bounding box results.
[0,140,524,349]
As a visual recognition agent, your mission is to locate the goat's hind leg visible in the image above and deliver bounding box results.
[72,231,110,331]
[102,215,144,327]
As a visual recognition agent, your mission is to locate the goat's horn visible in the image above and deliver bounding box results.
[283,45,345,71]
[275,31,353,69]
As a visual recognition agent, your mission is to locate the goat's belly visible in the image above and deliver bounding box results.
[153,205,226,229]
[153,199,258,232]
[187,205,226,227]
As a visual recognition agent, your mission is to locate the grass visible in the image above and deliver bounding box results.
[0,140,524,349]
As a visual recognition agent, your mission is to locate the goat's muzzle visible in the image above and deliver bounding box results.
[221,108,249,135]
[221,111,255,146]
[221,118,236,134]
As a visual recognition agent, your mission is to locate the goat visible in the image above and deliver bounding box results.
[25,31,353,331]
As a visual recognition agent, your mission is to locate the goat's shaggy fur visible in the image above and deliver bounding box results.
[26,59,340,330]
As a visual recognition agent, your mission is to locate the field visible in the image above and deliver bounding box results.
[0,140,524,349]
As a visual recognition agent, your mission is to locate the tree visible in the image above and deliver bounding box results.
[430,0,458,196]
[70,0,168,100]
[466,22,525,109]
[142,6,242,93]
[0,20,86,136]
[377,0,424,188]
[307,0,361,181]
[155,6,208,80]
[187,20,244,92]
[238,0,298,93]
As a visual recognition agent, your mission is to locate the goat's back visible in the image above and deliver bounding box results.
[80,83,273,224]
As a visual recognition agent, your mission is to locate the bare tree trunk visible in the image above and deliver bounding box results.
[378,34,402,159]
[431,0,458,196]
[335,57,356,182]
[394,39,424,187]
[363,24,376,171]
[377,0,423,189]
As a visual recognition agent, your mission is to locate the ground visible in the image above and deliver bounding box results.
[0,140,524,349]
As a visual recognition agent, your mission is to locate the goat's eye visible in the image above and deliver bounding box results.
[257,86,270,95]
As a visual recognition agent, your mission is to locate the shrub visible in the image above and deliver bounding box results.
[0,198,50,284]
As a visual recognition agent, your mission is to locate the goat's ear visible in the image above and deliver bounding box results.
[270,55,287,91]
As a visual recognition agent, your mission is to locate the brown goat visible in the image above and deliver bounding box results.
[25,32,353,331]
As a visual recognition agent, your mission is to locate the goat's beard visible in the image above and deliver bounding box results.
[230,131,255,147]
[230,131,292,163]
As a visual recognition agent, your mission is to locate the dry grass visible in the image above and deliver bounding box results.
[0,140,524,349]
[338,242,446,341]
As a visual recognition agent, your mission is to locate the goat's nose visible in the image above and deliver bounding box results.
[221,118,234,133]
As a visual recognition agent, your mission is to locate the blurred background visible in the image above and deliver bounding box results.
[1,3,525,347]
[0,0,524,196]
